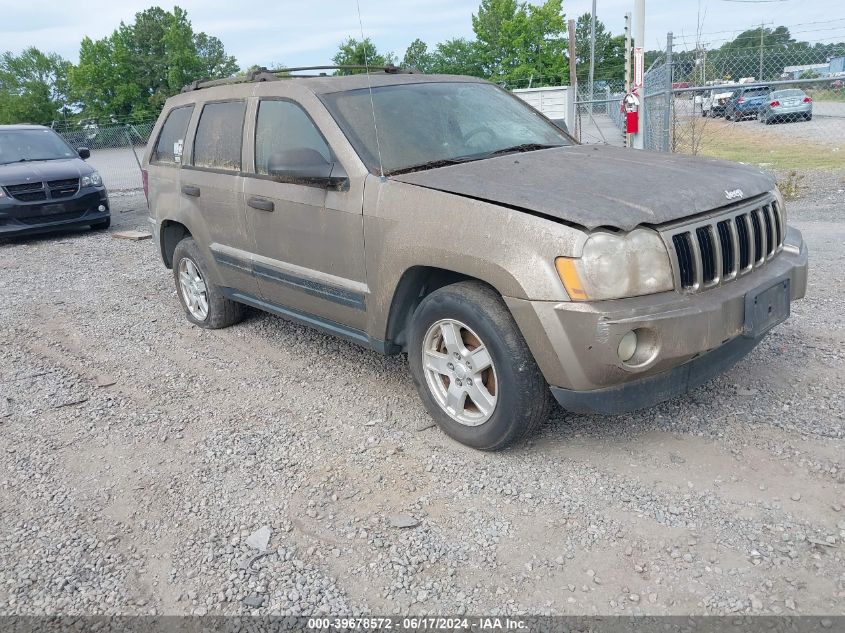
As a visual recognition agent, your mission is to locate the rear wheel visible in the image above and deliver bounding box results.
[172,237,244,329]
[408,281,551,451]
[805,113,812,121]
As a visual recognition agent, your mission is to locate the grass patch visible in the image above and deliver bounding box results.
[806,89,845,103]
[673,118,844,170]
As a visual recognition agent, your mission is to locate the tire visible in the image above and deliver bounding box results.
[701,108,707,118]
[407,281,551,451]
[172,236,244,329]
[724,111,732,121]
[805,113,812,121]
[90,216,111,230]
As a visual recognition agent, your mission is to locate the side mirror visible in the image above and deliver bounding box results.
[266,148,348,190]
[77,147,90,159]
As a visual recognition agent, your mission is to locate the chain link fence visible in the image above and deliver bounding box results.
[646,39,845,171]
[51,119,155,191]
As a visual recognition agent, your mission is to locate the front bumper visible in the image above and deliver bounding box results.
[506,226,808,414]
[0,189,109,237]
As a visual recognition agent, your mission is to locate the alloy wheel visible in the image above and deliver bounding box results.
[178,257,209,321]
[421,319,498,426]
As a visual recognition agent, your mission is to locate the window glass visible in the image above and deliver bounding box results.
[193,101,246,171]
[152,105,193,164]
[255,100,332,176]
[0,129,76,164]
[321,82,571,174]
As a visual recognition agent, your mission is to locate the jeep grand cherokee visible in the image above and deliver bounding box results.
[143,69,808,450]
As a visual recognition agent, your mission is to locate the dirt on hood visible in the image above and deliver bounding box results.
[389,144,776,231]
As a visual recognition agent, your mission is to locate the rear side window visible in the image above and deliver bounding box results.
[743,88,769,97]
[255,100,332,176]
[152,105,193,164]
[193,101,246,171]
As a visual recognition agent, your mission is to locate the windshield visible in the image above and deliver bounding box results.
[321,81,573,174]
[0,129,78,165]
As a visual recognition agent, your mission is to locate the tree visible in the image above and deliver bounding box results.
[0,48,72,125]
[402,39,433,72]
[331,38,395,74]
[471,0,567,85]
[69,6,238,120]
[429,39,486,77]
[574,13,626,85]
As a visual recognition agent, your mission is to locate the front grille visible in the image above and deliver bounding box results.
[17,210,86,225]
[4,182,47,202]
[662,196,785,292]
[47,178,79,199]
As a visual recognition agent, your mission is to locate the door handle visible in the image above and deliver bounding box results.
[247,196,274,212]
[181,185,200,197]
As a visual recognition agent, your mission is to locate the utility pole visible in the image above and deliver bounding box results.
[624,12,632,94]
[632,0,645,150]
[568,18,579,142]
[664,32,673,153]
[588,0,597,111]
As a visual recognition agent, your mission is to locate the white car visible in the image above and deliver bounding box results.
[701,87,738,118]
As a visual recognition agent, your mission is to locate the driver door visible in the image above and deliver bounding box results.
[242,98,368,331]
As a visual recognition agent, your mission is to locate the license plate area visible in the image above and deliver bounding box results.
[743,277,790,338]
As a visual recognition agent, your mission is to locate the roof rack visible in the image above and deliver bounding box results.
[181,64,416,92]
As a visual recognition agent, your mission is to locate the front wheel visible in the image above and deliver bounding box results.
[408,281,551,451]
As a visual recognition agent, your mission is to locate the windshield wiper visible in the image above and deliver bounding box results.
[387,155,485,175]
[480,143,564,158]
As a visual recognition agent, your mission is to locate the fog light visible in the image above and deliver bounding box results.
[98,205,106,212]
[617,330,638,362]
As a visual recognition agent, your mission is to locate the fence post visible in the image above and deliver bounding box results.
[567,18,579,142]
[663,32,674,153]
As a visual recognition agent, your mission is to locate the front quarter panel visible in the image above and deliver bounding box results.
[363,177,588,340]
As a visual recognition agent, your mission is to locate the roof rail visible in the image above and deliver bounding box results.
[181,64,416,92]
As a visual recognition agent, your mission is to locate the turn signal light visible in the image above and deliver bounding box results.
[555,257,588,301]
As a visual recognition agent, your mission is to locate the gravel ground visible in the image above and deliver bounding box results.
[0,175,843,617]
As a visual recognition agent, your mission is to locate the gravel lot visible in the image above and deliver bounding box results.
[1,174,843,617]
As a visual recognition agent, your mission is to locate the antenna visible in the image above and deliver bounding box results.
[356,0,385,178]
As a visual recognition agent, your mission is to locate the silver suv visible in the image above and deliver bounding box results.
[143,68,808,450]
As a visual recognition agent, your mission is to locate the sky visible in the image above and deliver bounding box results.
[2,0,844,68]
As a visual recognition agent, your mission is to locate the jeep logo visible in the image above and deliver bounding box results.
[725,189,744,200]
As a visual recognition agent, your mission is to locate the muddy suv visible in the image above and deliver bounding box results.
[143,68,808,450]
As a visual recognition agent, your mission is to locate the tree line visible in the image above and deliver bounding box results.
[0,6,237,125]
[2,1,841,127]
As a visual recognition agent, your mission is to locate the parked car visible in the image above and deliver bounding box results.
[759,89,813,124]
[724,86,771,121]
[0,125,110,237]
[701,87,737,117]
[143,70,808,450]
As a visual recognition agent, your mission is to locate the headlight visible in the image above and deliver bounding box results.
[81,171,102,187]
[556,229,674,301]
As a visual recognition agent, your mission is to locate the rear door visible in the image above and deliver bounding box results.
[242,98,368,332]
[146,104,193,229]
[180,99,257,294]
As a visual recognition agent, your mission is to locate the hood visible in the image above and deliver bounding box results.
[0,158,92,186]
[389,144,775,231]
